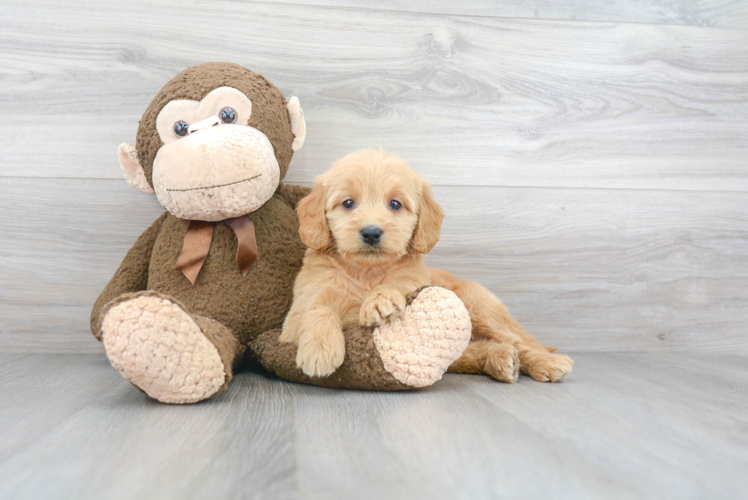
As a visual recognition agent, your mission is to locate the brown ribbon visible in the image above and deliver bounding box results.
[174,215,258,285]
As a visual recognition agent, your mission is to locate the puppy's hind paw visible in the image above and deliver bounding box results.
[484,344,520,383]
[524,352,574,382]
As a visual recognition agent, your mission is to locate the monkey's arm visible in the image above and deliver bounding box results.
[276,183,312,209]
[90,212,168,340]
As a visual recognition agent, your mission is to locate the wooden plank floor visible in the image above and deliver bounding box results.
[1,352,746,499]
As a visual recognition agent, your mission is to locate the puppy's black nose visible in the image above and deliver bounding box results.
[361,226,383,245]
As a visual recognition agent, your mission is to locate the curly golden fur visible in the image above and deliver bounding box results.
[281,148,573,382]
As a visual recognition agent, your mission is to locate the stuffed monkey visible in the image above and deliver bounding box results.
[91,63,471,403]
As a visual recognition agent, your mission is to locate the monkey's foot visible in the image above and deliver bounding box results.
[101,294,226,404]
[373,286,472,388]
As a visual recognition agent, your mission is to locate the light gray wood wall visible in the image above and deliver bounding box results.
[1,0,747,353]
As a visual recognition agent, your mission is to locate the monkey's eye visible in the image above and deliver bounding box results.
[342,199,355,209]
[220,107,237,124]
[173,121,189,138]
[389,200,402,211]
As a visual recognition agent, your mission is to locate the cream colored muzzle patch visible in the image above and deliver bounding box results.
[152,124,280,221]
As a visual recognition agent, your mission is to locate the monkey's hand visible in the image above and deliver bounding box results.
[359,285,407,327]
[294,307,345,377]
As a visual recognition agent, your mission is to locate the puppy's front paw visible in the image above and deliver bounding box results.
[280,309,302,343]
[296,327,345,377]
[359,286,407,327]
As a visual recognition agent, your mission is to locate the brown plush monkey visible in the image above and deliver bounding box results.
[91,62,471,403]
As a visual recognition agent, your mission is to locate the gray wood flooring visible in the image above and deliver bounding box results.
[0,352,746,500]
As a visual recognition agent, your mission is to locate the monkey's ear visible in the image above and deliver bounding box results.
[118,143,154,194]
[296,183,329,250]
[286,96,306,152]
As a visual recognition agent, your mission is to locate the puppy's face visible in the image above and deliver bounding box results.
[325,154,420,266]
[297,149,444,266]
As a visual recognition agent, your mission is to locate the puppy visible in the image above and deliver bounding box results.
[280,148,573,383]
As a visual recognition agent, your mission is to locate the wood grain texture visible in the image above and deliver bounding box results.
[0,354,299,499]
[1,352,746,499]
[256,0,748,28]
[431,185,748,353]
[1,1,747,191]
[2,178,746,353]
[0,178,165,352]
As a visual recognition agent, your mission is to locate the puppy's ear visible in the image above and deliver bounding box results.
[413,183,444,254]
[297,183,330,250]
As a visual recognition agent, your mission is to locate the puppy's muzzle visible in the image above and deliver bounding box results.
[361,225,383,246]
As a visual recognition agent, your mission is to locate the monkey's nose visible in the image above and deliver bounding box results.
[361,226,383,246]
[187,115,221,135]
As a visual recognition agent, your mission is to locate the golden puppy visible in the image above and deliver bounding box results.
[281,148,573,383]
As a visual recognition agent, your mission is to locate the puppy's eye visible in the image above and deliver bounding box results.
[174,121,189,138]
[342,199,355,209]
[389,200,402,211]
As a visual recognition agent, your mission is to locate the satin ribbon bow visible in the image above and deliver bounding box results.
[174,215,258,285]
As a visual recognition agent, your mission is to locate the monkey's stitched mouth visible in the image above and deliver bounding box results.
[166,174,262,193]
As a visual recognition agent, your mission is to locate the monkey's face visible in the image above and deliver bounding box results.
[150,86,280,221]
[118,63,306,220]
